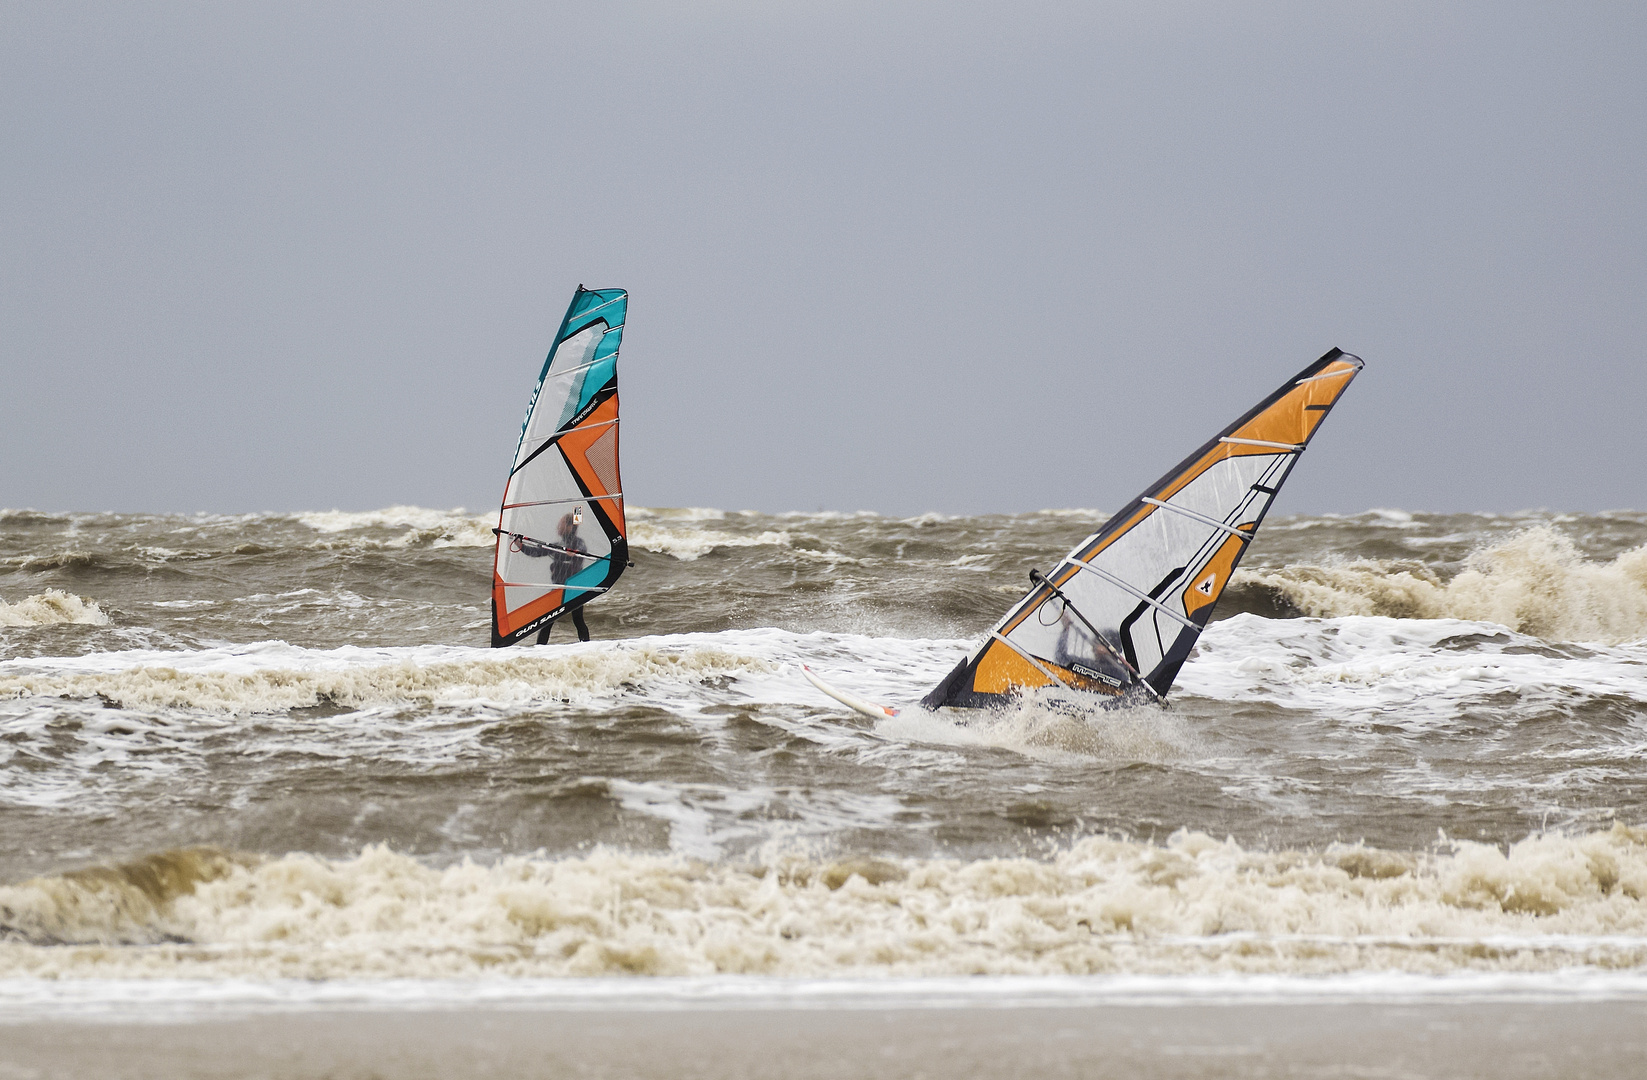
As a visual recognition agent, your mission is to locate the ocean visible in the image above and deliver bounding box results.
[3,505,1647,1075]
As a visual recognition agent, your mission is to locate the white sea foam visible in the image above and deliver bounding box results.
[901,512,962,526]
[627,507,728,522]
[608,781,909,861]
[0,639,774,713]
[297,505,470,533]
[1033,508,1109,520]
[4,612,1598,735]
[620,507,812,561]
[1236,526,1647,644]
[1182,614,1647,726]
[799,617,1647,749]
[3,618,1640,751]
[9,971,1647,1022]
[879,692,1200,763]
[0,590,111,628]
[628,521,792,561]
[4,826,1647,979]
[295,506,496,547]
[0,631,958,817]
[774,511,882,522]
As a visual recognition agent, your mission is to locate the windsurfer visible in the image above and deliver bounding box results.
[1051,605,1129,687]
[537,512,591,643]
[549,512,589,584]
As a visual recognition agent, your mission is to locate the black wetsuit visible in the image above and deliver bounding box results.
[536,605,589,644]
[537,529,590,644]
[549,533,586,584]
[503,525,594,645]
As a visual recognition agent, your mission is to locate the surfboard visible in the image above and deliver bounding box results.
[490,286,630,647]
[802,349,1364,713]
[802,666,900,719]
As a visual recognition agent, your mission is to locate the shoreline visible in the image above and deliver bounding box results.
[6,971,1647,1022]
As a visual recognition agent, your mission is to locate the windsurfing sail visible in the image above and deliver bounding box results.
[491,286,629,647]
[922,348,1363,708]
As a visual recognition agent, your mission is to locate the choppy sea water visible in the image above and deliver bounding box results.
[2,506,1646,982]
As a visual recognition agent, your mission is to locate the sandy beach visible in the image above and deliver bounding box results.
[5,998,1646,1079]
[4,977,1647,1079]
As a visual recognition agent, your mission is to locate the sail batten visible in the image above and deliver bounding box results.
[1063,556,1201,631]
[1138,497,1252,538]
[491,287,630,647]
[502,493,624,509]
[921,348,1363,709]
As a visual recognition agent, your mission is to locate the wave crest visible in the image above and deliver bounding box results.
[1235,527,1647,643]
[5,826,1647,977]
[882,692,1199,762]
[0,847,250,945]
[629,521,792,562]
[0,646,771,712]
[295,507,495,548]
[0,589,111,628]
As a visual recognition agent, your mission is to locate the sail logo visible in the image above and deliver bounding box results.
[1195,573,1217,596]
[1069,662,1122,688]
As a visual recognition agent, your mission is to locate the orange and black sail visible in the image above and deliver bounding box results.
[922,349,1363,708]
[491,287,629,647]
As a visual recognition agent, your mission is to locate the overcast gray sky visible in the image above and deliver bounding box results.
[3,2,1643,516]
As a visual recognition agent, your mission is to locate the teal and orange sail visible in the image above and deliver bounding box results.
[923,349,1363,708]
[491,287,629,647]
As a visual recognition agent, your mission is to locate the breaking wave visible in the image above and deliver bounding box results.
[291,506,802,559]
[295,506,495,548]
[0,590,111,628]
[0,645,770,713]
[629,521,792,562]
[5,826,1647,978]
[1234,527,1647,644]
[882,692,1200,762]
